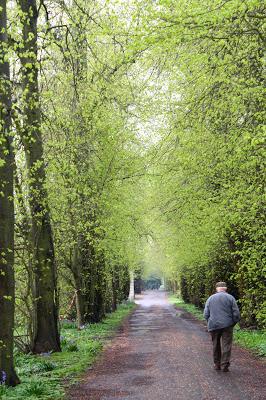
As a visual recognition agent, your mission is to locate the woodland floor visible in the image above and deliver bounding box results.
[67,291,266,400]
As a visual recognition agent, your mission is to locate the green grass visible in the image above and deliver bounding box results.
[233,327,266,356]
[1,302,135,400]
[168,295,205,321]
[169,294,266,357]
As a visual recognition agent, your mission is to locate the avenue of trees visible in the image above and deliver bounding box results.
[0,0,265,387]
[145,0,265,330]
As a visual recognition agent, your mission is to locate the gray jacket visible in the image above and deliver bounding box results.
[203,291,240,331]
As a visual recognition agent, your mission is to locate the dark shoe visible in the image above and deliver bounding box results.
[222,366,229,372]
[214,364,221,370]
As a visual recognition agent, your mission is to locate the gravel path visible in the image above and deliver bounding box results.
[67,291,266,400]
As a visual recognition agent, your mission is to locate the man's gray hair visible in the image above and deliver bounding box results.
[216,281,227,288]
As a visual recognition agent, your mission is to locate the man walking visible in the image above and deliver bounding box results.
[204,282,240,372]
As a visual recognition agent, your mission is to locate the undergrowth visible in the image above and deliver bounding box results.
[169,294,266,357]
[0,302,135,400]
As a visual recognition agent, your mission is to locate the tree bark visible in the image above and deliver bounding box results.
[71,237,107,325]
[72,244,86,329]
[111,266,119,312]
[128,271,135,301]
[18,0,60,353]
[0,0,20,386]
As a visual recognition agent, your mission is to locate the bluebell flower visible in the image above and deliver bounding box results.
[40,350,52,357]
[0,371,6,385]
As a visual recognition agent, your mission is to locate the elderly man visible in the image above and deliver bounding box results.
[204,281,240,372]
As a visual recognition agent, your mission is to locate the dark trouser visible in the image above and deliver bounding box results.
[211,326,234,368]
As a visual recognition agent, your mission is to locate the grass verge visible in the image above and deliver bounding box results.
[0,302,136,400]
[168,294,266,357]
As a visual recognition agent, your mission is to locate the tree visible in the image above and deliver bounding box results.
[17,0,60,353]
[0,0,20,386]
[137,0,266,327]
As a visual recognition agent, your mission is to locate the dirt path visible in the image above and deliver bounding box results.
[67,291,266,400]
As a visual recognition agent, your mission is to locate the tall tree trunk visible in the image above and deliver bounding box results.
[72,244,86,329]
[71,237,97,326]
[93,265,105,322]
[111,266,119,312]
[128,271,135,301]
[18,0,60,353]
[0,0,20,386]
[72,237,107,325]
[119,265,130,302]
